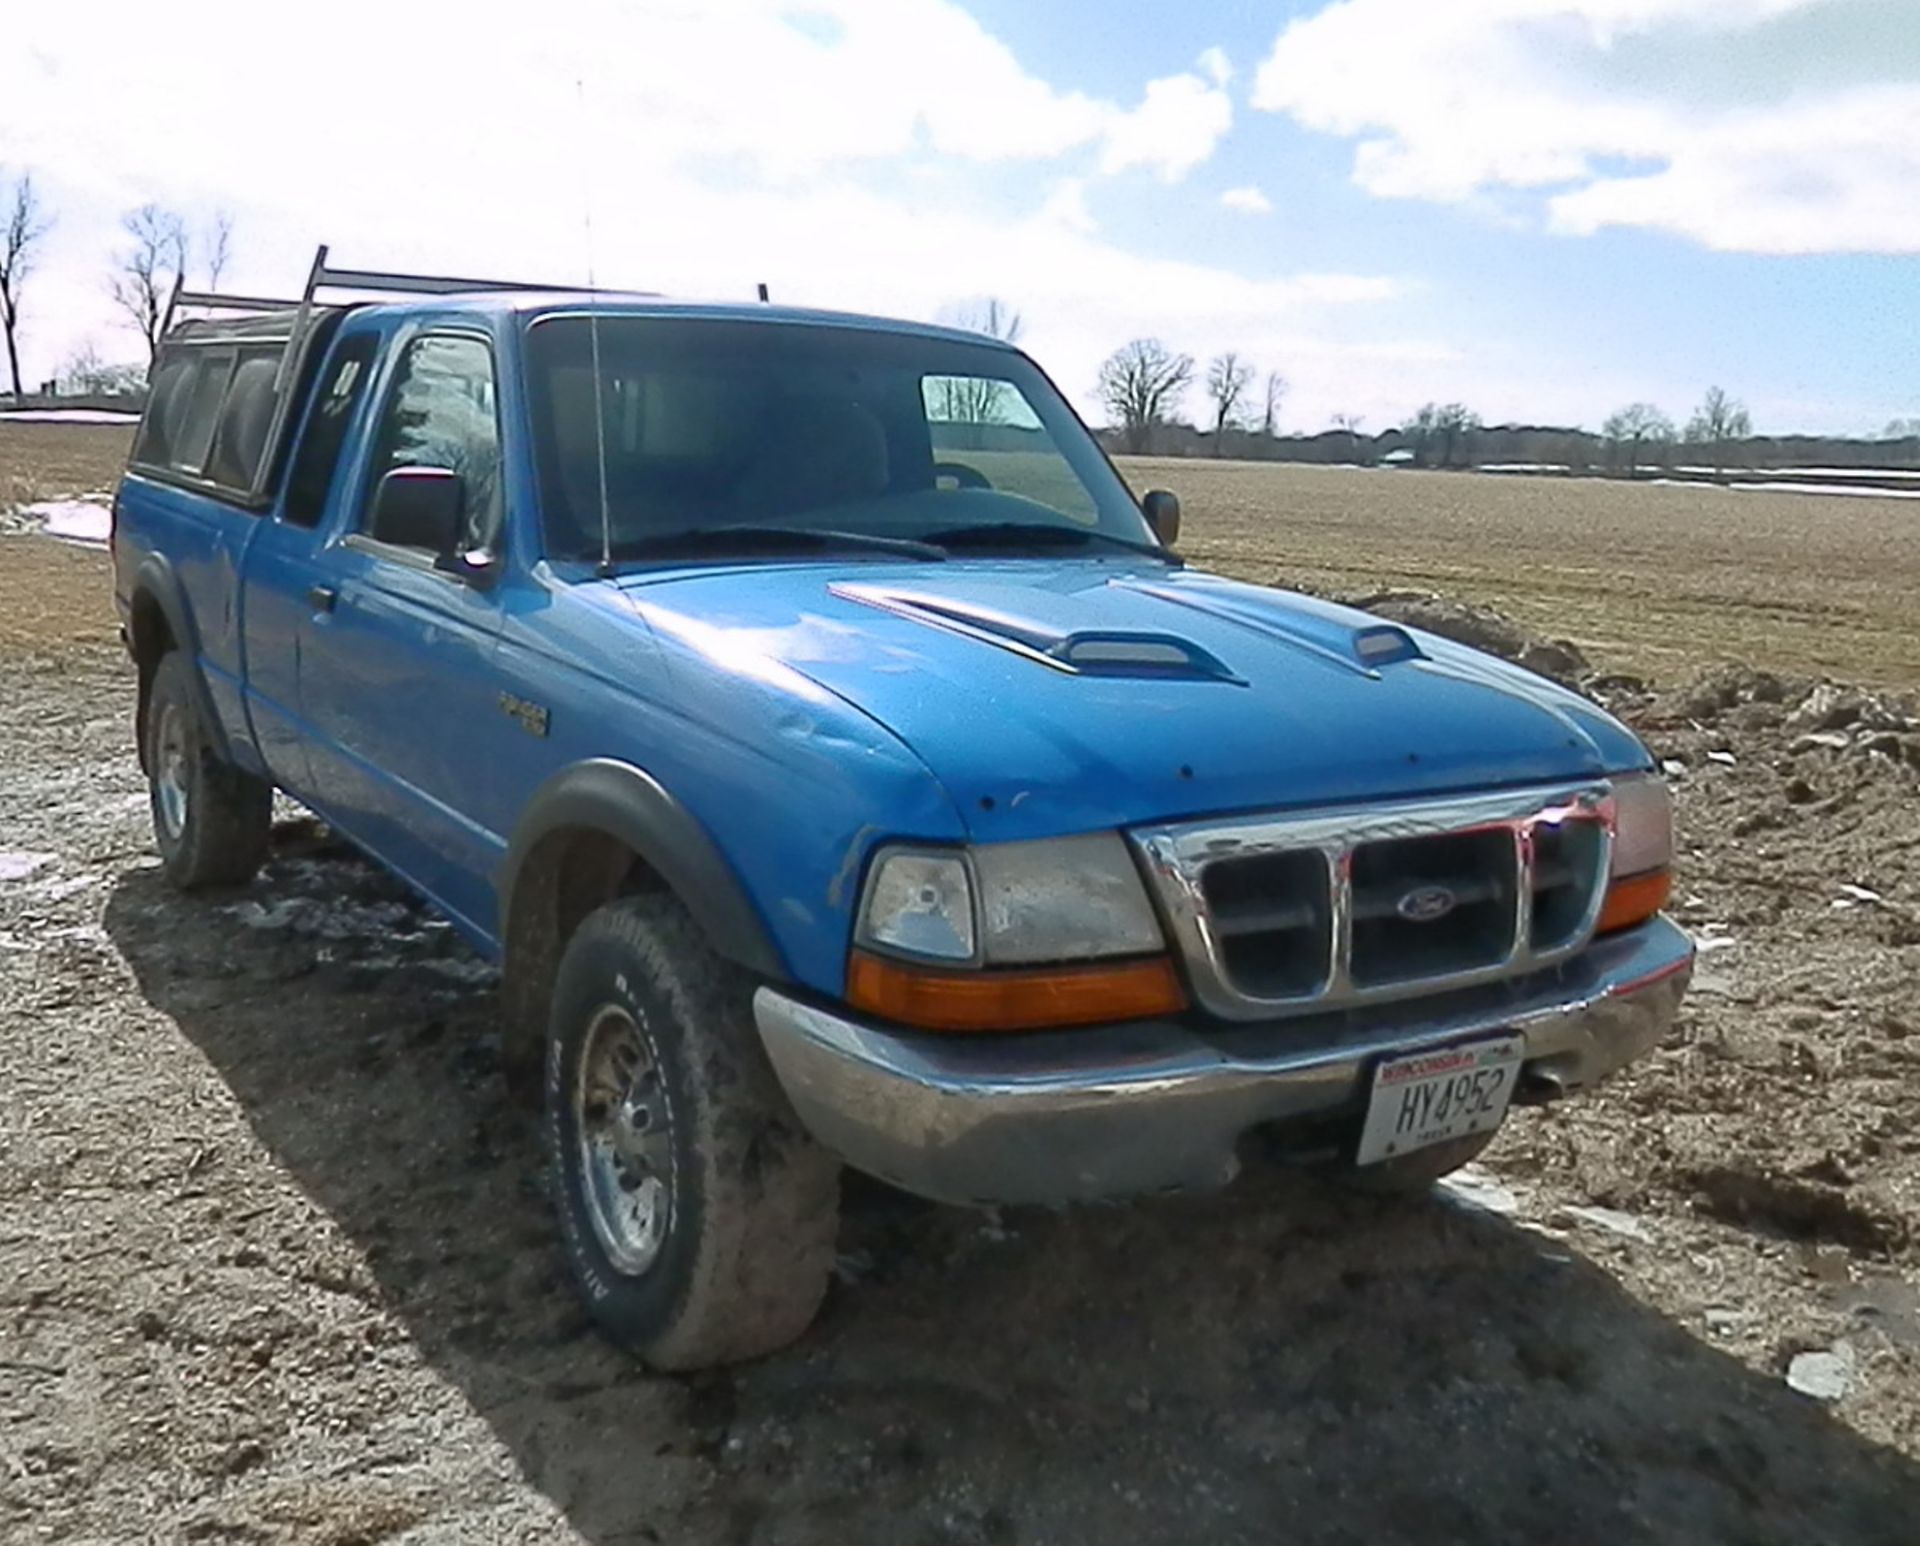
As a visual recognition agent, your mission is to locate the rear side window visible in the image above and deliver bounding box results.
[170,347,236,476]
[204,348,284,491]
[132,341,292,499]
[133,353,196,468]
[283,335,379,528]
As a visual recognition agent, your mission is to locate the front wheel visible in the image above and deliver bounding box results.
[145,651,272,891]
[545,894,839,1369]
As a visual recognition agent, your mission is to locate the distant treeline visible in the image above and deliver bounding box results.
[1099,422,1920,472]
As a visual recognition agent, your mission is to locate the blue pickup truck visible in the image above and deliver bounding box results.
[113,251,1691,1368]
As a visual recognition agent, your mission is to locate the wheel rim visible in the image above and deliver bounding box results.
[154,700,190,842]
[575,1004,675,1276]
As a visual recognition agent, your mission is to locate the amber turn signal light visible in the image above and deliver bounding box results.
[1596,867,1672,936]
[846,950,1187,1033]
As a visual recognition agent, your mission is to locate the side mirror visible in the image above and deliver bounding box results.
[1142,488,1181,547]
[370,467,465,556]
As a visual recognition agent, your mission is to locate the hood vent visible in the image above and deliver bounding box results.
[831,583,1242,683]
[1113,578,1424,676]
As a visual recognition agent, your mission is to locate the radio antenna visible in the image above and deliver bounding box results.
[578,77,614,578]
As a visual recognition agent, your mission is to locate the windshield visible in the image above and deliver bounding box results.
[524,315,1158,561]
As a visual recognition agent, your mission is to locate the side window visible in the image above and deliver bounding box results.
[204,346,284,492]
[363,334,502,552]
[133,351,197,470]
[170,347,237,477]
[283,335,379,528]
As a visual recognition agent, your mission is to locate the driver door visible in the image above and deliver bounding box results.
[297,328,510,936]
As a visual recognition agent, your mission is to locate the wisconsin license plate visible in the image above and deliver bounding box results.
[1355,1034,1523,1167]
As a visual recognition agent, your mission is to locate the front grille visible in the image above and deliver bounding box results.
[1132,783,1614,1022]
[1350,828,1517,986]
[1201,847,1331,998]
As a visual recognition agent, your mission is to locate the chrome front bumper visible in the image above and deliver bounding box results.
[752,916,1693,1206]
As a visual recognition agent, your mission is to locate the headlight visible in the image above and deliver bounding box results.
[850,834,1185,1032]
[1599,772,1674,934]
[857,850,975,961]
[856,834,1165,965]
[974,834,1165,963]
[1609,773,1674,878]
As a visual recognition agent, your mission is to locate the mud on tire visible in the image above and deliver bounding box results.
[544,894,840,1369]
[145,651,272,891]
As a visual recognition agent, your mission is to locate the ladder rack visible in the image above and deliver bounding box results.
[159,244,631,505]
[161,243,613,335]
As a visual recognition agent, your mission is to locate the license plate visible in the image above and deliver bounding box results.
[1355,1034,1523,1166]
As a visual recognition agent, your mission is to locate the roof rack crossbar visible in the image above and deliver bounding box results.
[249,244,332,500]
[315,263,595,297]
[172,289,307,314]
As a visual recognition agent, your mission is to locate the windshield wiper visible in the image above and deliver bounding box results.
[609,525,947,562]
[923,521,1175,561]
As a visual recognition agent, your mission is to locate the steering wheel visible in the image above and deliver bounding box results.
[933,460,991,491]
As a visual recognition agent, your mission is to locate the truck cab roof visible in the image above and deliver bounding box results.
[169,290,1016,354]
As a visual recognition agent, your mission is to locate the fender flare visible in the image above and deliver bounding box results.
[127,552,222,769]
[497,758,788,983]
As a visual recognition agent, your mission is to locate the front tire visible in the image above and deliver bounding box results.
[145,651,272,891]
[545,894,839,1369]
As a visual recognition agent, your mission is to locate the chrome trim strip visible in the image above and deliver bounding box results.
[1513,820,1537,958]
[1130,781,1614,1023]
[1327,846,1354,997]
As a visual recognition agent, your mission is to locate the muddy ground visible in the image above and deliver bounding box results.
[3,464,1919,1541]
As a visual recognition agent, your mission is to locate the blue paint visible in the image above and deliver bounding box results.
[114,294,1655,1004]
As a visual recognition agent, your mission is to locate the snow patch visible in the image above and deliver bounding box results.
[0,851,56,883]
[1727,480,1920,502]
[0,408,141,424]
[1733,466,1920,482]
[17,499,113,546]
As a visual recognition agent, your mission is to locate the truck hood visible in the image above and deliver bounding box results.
[614,559,1649,841]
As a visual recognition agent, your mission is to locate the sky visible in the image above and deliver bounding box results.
[2,0,1915,436]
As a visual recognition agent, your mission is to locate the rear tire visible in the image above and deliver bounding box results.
[1334,1131,1498,1194]
[145,651,272,891]
[545,894,839,1369]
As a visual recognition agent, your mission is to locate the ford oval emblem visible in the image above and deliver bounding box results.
[1397,884,1457,923]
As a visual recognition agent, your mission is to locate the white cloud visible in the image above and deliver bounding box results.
[1221,185,1274,214]
[1040,178,1099,235]
[1101,65,1235,181]
[1253,0,1920,253]
[1197,45,1233,86]
[0,0,1409,424]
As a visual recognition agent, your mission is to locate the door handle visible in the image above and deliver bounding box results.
[307,585,338,613]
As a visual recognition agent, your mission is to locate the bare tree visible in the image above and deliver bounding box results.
[1097,339,1194,454]
[109,204,188,365]
[58,340,145,396]
[205,209,234,291]
[0,172,53,406]
[940,295,1023,344]
[931,296,1024,423]
[1433,403,1481,469]
[1331,411,1365,463]
[1601,402,1675,475]
[1685,385,1752,472]
[1203,352,1255,453]
[1885,417,1920,440]
[1404,402,1479,468]
[1261,371,1288,438]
